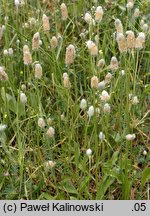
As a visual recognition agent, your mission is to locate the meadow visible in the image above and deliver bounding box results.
[0,0,150,200]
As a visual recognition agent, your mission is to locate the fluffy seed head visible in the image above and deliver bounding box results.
[100,90,110,102]
[86,148,92,156]
[23,45,29,53]
[115,19,123,34]
[15,0,20,7]
[138,32,145,42]
[45,160,56,168]
[46,127,55,138]
[143,150,147,156]
[86,40,98,56]
[84,12,92,24]
[97,59,105,68]
[126,31,135,49]
[126,134,136,141]
[105,73,112,84]
[20,92,27,104]
[23,47,32,65]
[99,131,105,141]
[38,117,45,128]
[0,124,7,132]
[32,32,40,50]
[80,99,87,110]
[8,48,13,56]
[127,2,134,9]
[120,70,125,76]
[65,44,76,65]
[132,96,139,105]
[0,67,8,81]
[50,36,58,48]
[95,6,103,23]
[87,105,94,119]
[42,14,50,32]
[4,49,8,56]
[35,63,42,79]
[63,76,71,88]
[110,56,119,71]
[134,8,140,17]
[98,81,105,90]
[63,72,68,79]
[91,75,99,89]
[103,103,111,113]
[142,24,149,32]
[23,52,32,65]
[127,0,134,9]
[117,33,127,53]
[135,32,145,49]
[60,3,68,21]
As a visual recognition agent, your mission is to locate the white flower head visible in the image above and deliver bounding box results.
[15,0,20,7]
[120,70,125,76]
[86,40,98,56]
[143,150,147,156]
[142,24,149,32]
[87,105,94,120]
[95,6,104,23]
[134,8,140,17]
[97,59,105,68]
[80,99,87,110]
[126,134,136,141]
[65,44,76,65]
[3,49,8,56]
[20,92,27,104]
[86,40,93,49]
[35,63,42,79]
[8,48,13,56]
[86,148,92,157]
[0,124,7,132]
[99,131,105,141]
[84,12,92,24]
[63,73,68,79]
[103,103,111,113]
[46,127,55,138]
[100,90,110,102]
[38,117,45,128]
[138,32,145,42]
[105,73,112,84]
[126,2,134,9]
[45,160,56,168]
[98,81,105,90]
[132,96,139,105]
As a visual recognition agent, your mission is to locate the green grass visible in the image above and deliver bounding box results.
[0,0,150,200]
